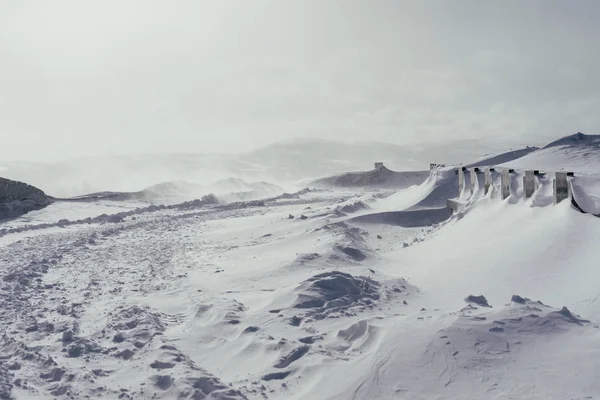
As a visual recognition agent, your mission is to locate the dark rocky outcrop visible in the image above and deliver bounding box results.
[311,166,428,189]
[0,177,52,220]
[465,295,491,308]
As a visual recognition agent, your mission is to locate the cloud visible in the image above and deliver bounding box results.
[0,1,599,161]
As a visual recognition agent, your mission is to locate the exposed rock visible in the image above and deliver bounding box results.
[262,371,291,381]
[274,346,309,369]
[555,306,589,325]
[465,295,491,308]
[511,295,529,304]
[116,349,135,360]
[155,375,173,390]
[298,336,316,344]
[62,330,75,344]
[338,246,367,261]
[0,177,52,220]
[311,166,428,189]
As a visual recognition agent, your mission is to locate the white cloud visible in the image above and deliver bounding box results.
[0,0,599,161]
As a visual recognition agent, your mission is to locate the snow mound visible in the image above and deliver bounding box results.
[365,167,458,216]
[284,272,416,324]
[499,132,600,173]
[570,174,600,215]
[328,319,383,355]
[89,305,246,399]
[347,295,597,400]
[404,297,594,395]
[293,271,381,310]
[106,305,170,342]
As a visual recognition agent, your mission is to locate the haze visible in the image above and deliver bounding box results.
[1,0,599,161]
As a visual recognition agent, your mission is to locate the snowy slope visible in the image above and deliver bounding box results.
[497,132,600,173]
[456,132,600,173]
[465,146,538,167]
[2,138,600,400]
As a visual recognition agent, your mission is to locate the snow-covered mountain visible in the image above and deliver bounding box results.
[461,132,600,173]
[0,137,525,198]
[498,132,600,172]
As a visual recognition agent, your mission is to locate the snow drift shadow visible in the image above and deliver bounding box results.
[349,207,453,227]
[276,271,417,326]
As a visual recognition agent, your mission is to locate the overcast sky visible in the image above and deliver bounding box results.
[1,0,599,161]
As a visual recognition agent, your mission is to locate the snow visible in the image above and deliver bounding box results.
[571,174,600,215]
[0,138,525,198]
[2,139,600,399]
[495,133,600,173]
[141,179,285,204]
[455,133,600,174]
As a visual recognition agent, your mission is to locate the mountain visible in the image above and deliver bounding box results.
[241,138,521,181]
[497,132,600,172]
[542,132,600,149]
[0,137,544,197]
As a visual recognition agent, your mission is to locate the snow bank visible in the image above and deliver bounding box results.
[571,174,600,215]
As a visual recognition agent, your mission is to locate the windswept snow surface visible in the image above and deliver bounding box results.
[457,133,600,174]
[1,164,600,399]
[142,179,284,204]
[497,133,600,173]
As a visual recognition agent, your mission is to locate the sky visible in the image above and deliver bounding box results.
[1,0,599,161]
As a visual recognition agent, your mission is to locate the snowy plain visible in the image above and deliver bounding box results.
[2,135,600,400]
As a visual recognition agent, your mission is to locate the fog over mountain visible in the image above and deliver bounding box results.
[2,1,600,163]
[1,137,532,197]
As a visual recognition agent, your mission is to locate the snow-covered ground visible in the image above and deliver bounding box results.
[2,137,600,399]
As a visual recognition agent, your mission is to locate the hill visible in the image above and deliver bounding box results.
[0,177,52,220]
[498,132,600,172]
[0,138,521,197]
[310,165,429,189]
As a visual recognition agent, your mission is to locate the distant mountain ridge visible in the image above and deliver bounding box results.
[311,165,429,189]
[1,133,597,198]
